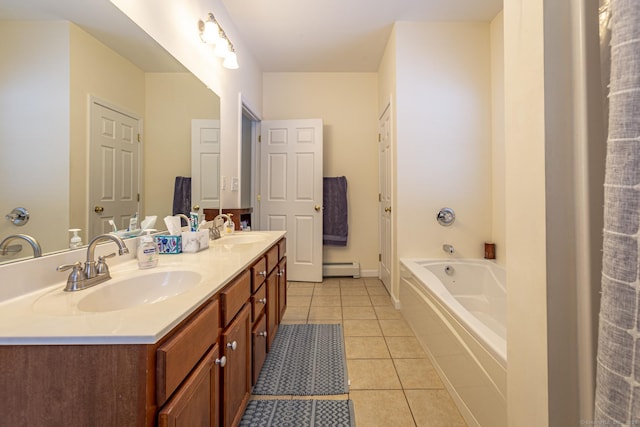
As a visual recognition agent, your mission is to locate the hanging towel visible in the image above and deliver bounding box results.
[172,176,191,226]
[323,176,348,246]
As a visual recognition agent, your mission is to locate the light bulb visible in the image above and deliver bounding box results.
[223,50,239,69]
[202,20,220,44]
[214,37,230,58]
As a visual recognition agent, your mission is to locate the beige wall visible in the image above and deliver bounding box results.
[393,21,493,296]
[144,73,220,221]
[491,13,506,265]
[70,23,146,242]
[262,73,380,274]
[0,21,69,258]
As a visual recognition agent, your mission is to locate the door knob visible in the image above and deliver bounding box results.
[94,206,104,213]
[384,207,391,213]
[192,204,200,211]
[314,205,322,212]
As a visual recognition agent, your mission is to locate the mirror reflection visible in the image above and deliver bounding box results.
[0,2,221,264]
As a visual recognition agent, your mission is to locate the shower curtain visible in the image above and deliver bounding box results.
[594,0,640,424]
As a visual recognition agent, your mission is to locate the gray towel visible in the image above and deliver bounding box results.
[172,176,191,226]
[323,177,348,246]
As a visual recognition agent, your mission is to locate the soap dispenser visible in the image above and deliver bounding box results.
[69,228,83,249]
[137,229,158,269]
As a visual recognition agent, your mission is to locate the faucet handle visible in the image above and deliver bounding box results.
[96,253,116,275]
[57,262,87,291]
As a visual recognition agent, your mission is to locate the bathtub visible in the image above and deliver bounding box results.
[399,258,506,427]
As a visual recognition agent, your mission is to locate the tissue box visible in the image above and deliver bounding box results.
[181,230,209,253]
[155,235,182,254]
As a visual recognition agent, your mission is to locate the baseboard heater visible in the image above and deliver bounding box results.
[322,262,360,278]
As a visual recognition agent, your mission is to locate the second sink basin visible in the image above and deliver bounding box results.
[77,270,202,313]
[218,233,269,245]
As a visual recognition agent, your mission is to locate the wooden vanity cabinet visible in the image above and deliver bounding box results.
[158,343,221,427]
[277,257,287,322]
[221,304,251,427]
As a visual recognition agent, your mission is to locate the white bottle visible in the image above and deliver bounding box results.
[69,229,83,249]
[137,229,158,269]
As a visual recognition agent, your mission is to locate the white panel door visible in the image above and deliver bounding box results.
[191,119,221,212]
[89,101,140,237]
[260,119,323,282]
[379,106,392,292]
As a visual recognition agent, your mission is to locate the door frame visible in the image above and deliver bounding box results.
[240,96,261,229]
[378,100,394,298]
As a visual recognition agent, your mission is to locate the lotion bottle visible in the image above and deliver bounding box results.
[137,229,158,269]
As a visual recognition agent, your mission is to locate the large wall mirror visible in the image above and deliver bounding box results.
[0,1,221,264]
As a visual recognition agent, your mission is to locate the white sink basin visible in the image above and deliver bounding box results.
[218,233,269,245]
[77,270,202,313]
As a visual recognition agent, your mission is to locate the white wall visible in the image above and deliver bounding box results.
[0,22,70,259]
[262,73,380,273]
[393,22,493,297]
[110,0,263,211]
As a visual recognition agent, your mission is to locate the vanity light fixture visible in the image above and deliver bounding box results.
[199,13,239,70]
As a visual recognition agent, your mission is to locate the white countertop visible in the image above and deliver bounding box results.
[0,231,285,345]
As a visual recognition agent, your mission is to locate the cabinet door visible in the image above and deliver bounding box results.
[251,313,268,386]
[158,344,221,427]
[266,270,278,351]
[277,257,287,323]
[221,304,251,427]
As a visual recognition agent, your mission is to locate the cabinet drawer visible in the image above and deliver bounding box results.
[251,283,267,323]
[250,257,267,293]
[157,299,219,405]
[266,245,279,274]
[221,270,251,327]
[278,238,286,260]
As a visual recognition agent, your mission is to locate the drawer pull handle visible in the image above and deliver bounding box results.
[280,269,285,275]
[215,356,227,367]
[259,331,267,338]
[258,271,267,277]
[227,341,237,351]
[258,298,267,305]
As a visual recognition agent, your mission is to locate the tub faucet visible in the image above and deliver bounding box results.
[442,244,454,254]
[57,233,129,292]
[0,234,42,258]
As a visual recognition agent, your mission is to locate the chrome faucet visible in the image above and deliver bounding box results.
[212,214,232,239]
[57,233,129,292]
[442,244,455,254]
[0,234,42,258]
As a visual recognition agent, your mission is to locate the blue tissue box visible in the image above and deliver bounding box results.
[155,235,182,254]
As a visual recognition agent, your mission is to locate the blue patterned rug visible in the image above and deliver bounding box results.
[240,399,355,427]
[252,324,349,396]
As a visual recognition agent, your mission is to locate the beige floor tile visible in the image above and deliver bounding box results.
[288,281,314,289]
[280,319,306,325]
[345,336,390,359]
[385,337,427,358]
[311,295,342,306]
[364,278,384,286]
[320,278,341,286]
[347,359,402,390]
[339,278,366,286]
[287,287,314,296]
[341,295,372,307]
[342,306,377,320]
[313,287,341,296]
[374,305,403,319]
[394,359,444,389]
[340,287,369,296]
[343,319,382,336]
[379,319,414,337]
[367,285,390,296]
[350,390,416,427]
[405,389,467,426]
[308,306,342,320]
[287,295,312,307]
[280,306,308,321]
[370,295,394,306]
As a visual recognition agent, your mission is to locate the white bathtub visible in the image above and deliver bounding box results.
[399,258,506,427]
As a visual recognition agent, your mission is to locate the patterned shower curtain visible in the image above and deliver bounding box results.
[594,0,640,424]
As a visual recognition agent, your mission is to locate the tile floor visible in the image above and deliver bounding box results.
[253,277,467,427]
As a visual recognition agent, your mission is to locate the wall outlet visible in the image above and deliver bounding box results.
[231,177,239,192]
